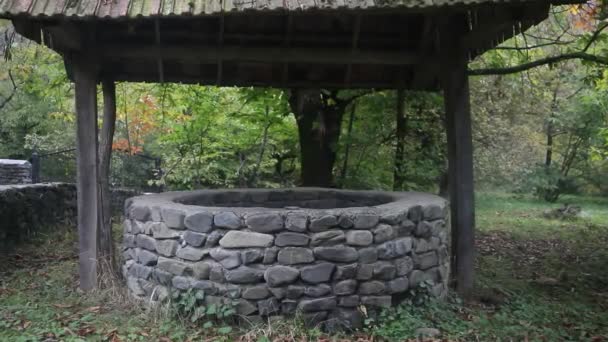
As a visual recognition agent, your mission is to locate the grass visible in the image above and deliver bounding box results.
[1,192,607,341]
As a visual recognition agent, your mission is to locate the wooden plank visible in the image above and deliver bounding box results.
[440,16,475,296]
[73,55,99,291]
[102,45,422,65]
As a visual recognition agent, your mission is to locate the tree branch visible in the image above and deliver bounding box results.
[468,52,608,76]
[0,69,17,110]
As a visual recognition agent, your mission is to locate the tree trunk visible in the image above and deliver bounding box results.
[73,57,99,291]
[289,89,344,187]
[338,101,357,188]
[98,80,117,276]
[393,89,407,191]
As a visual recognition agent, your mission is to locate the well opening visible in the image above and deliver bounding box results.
[175,189,394,209]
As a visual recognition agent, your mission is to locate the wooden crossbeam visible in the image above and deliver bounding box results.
[101,45,422,66]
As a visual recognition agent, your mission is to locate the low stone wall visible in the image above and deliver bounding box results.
[0,184,141,252]
[0,183,76,252]
[122,188,450,330]
[0,159,32,184]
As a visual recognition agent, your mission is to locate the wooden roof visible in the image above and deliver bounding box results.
[0,0,570,18]
[2,0,578,89]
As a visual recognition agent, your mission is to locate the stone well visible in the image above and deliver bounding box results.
[122,188,449,329]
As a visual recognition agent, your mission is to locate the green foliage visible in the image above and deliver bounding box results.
[170,288,236,332]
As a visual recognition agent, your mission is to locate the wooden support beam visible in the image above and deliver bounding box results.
[102,45,421,66]
[98,79,117,271]
[73,55,99,291]
[45,23,83,51]
[344,14,362,86]
[440,17,475,296]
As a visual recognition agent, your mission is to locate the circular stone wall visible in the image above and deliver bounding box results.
[122,188,449,329]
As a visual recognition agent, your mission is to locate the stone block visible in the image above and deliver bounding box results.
[183,231,207,247]
[176,246,207,261]
[345,230,373,246]
[277,247,315,265]
[156,239,179,257]
[309,215,338,232]
[310,230,345,246]
[298,296,337,312]
[353,214,379,229]
[301,263,335,283]
[161,207,186,229]
[214,212,241,229]
[275,232,310,247]
[151,222,180,239]
[219,231,274,248]
[313,246,358,263]
[225,267,264,284]
[246,212,284,233]
[210,248,241,269]
[184,211,214,233]
[285,213,308,232]
[264,265,299,286]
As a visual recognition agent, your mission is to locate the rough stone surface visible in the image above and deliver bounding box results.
[156,239,179,257]
[278,247,315,265]
[372,261,397,280]
[225,267,264,284]
[242,249,264,264]
[136,249,158,266]
[264,266,300,286]
[285,213,308,232]
[334,264,358,280]
[301,263,336,284]
[345,230,373,246]
[358,247,378,263]
[387,277,409,294]
[184,211,214,232]
[219,231,274,248]
[258,297,280,316]
[183,231,207,247]
[246,212,284,233]
[334,279,358,295]
[136,234,157,251]
[176,246,207,261]
[214,212,241,229]
[122,188,449,329]
[377,238,412,259]
[157,257,189,275]
[305,284,332,297]
[151,222,181,239]
[263,247,279,264]
[275,232,310,247]
[242,285,271,299]
[205,231,223,248]
[161,207,186,229]
[192,262,211,279]
[373,224,395,243]
[210,248,242,269]
[359,281,386,295]
[314,246,358,263]
[361,296,391,308]
[309,215,338,232]
[298,297,337,312]
[353,214,379,229]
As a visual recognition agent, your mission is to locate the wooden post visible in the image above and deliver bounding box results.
[98,79,117,272]
[73,57,99,291]
[440,20,475,296]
